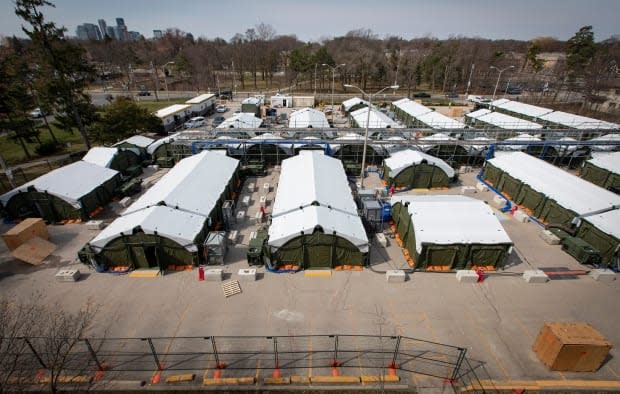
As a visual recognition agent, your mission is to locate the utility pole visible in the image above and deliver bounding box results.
[465,63,475,95]
[151,61,160,101]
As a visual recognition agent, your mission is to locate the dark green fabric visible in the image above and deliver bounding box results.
[576,220,619,266]
[539,199,577,226]
[245,144,290,165]
[606,173,620,190]
[497,173,522,200]
[334,144,384,165]
[109,150,141,173]
[515,184,547,217]
[580,163,609,188]
[386,163,450,189]
[271,230,366,268]
[483,163,502,186]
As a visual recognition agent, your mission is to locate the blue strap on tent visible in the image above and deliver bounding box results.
[476,169,512,213]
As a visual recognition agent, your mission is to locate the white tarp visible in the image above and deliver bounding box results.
[289,108,330,128]
[89,205,204,251]
[588,134,620,151]
[384,149,455,178]
[586,152,620,174]
[415,111,465,129]
[342,97,369,112]
[113,135,155,149]
[487,151,620,236]
[466,109,543,129]
[185,93,216,104]
[539,111,619,130]
[126,150,239,217]
[0,161,119,209]
[417,132,456,152]
[498,133,541,150]
[82,147,119,168]
[491,99,553,118]
[269,151,368,251]
[391,195,512,253]
[217,113,263,129]
[392,98,433,118]
[350,107,402,128]
[146,133,182,155]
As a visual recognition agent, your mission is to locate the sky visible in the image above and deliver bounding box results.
[1,0,619,42]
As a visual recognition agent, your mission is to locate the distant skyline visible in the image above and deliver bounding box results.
[1,0,619,42]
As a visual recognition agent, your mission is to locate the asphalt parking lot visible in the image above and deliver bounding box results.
[0,168,619,391]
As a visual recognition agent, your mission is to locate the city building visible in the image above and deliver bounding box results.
[153,30,163,39]
[75,23,102,40]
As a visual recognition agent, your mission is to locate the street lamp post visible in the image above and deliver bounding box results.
[490,65,514,101]
[344,84,399,188]
[323,63,346,122]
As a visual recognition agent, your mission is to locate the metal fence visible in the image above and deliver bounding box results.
[1,334,482,389]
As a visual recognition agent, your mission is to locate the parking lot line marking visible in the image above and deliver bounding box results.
[471,318,510,379]
[606,365,620,380]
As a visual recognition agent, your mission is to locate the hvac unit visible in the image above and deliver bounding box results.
[561,236,601,265]
[204,231,228,265]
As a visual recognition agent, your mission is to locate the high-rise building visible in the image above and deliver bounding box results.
[153,30,163,39]
[128,31,142,41]
[98,19,107,38]
[106,26,116,40]
[115,17,128,40]
[75,23,102,40]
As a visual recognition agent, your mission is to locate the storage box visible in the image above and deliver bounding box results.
[2,218,49,251]
[532,322,611,372]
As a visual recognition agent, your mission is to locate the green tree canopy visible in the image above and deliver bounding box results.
[93,97,161,143]
[566,25,596,78]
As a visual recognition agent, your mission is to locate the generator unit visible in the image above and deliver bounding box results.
[247,229,268,266]
[561,236,601,265]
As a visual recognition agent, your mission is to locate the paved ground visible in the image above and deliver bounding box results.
[0,168,619,392]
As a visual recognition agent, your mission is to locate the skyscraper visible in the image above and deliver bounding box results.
[153,30,163,39]
[98,19,108,39]
[115,18,128,40]
[75,23,102,40]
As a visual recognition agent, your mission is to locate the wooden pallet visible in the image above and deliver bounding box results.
[222,280,242,297]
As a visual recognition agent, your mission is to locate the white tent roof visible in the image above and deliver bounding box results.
[89,205,205,251]
[0,161,119,209]
[587,152,620,174]
[269,151,368,251]
[384,149,455,178]
[467,109,543,129]
[350,107,402,128]
[499,133,541,150]
[415,111,465,129]
[342,97,369,112]
[146,133,181,155]
[113,135,155,149]
[185,93,216,104]
[487,152,620,236]
[492,99,553,118]
[392,98,433,118]
[217,113,263,129]
[539,111,619,130]
[417,132,457,151]
[292,136,325,149]
[589,134,620,151]
[242,97,261,105]
[289,107,330,128]
[390,195,512,253]
[82,147,119,168]
[330,133,382,154]
[126,150,239,217]
[153,104,191,119]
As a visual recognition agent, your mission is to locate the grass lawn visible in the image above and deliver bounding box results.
[135,99,187,114]
[0,124,87,165]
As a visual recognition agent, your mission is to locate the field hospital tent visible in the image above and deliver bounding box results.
[0,161,121,222]
[391,195,513,270]
[146,133,191,162]
[289,107,330,128]
[112,135,155,158]
[483,152,620,265]
[82,147,141,174]
[81,151,240,270]
[580,152,620,191]
[465,109,544,130]
[391,98,433,127]
[341,97,369,114]
[268,151,369,269]
[382,149,455,189]
[349,107,402,129]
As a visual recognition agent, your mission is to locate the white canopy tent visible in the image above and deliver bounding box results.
[350,107,402,128]
[342,97,369,112]
[384,149,455,178]
[217,113,263,129]
[289,107,330,128]
[466,109,543,129]
[269,151,368,252]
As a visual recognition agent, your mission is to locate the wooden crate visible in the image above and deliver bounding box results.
[2,218,49,251]
[532,322,611,372]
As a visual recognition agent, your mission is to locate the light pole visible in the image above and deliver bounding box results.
[163,61,175,101]
[490,65,514,101]
[323,63,346,122]
[344,84,399,188]
[313,63,318,97]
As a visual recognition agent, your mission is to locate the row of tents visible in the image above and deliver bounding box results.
[483,151,620,266]
[79,151,240,270]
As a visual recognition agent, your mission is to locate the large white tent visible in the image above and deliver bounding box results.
[350,107,402,128]
[466,109,543,129]
[289,107,330,128]
[268,151,368,268]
